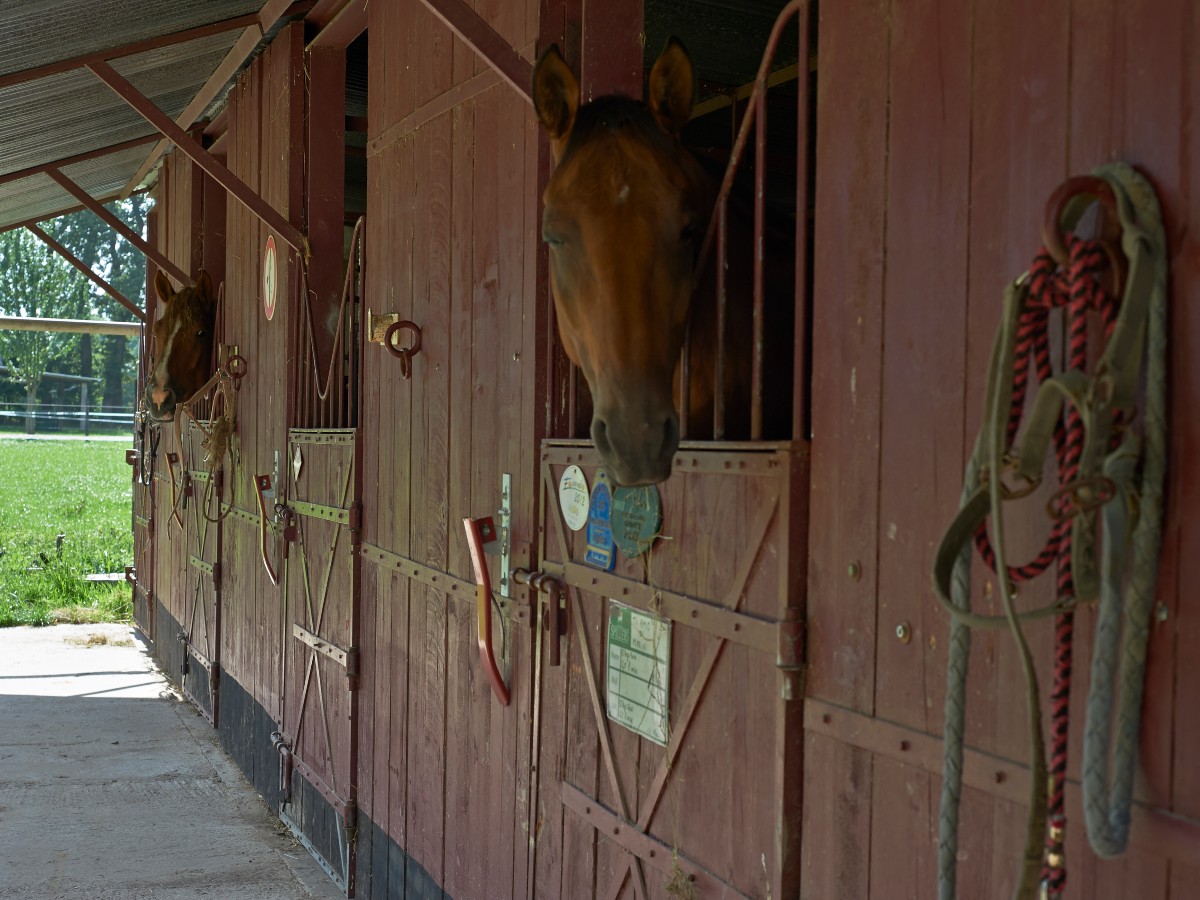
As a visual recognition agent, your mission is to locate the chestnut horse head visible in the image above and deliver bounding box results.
[534,39,712,486]
[143,270,217,422]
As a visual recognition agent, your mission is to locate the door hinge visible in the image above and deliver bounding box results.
[347,646,361,691]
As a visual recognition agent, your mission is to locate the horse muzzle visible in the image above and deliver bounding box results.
[144,385,177,422]
[591,409,679,486]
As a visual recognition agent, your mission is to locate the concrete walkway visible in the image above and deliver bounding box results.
[0,624,342,900]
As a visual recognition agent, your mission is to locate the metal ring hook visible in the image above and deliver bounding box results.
[223,353,248,383]
[384,321,422,380]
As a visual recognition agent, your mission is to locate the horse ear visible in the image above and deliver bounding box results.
[195,270,214,303]
[648,38,694,137]
[154,270,174,304]
[533,44,580,158]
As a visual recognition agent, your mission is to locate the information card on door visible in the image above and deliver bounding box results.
[606,599,671,746]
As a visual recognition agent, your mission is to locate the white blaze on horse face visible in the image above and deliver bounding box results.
[617,184,631,204]
[149,316,183,405]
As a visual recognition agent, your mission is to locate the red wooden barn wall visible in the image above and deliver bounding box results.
[148,155,202,663]
[217,23,304,726]
[801,2,1200,899]
[133,1,1200,899]
[356,0,543,896]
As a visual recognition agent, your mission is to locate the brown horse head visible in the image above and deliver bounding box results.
[534,39,710,486]
[144,270,217,422]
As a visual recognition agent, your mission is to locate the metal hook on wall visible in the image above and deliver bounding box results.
[383,320,422,379]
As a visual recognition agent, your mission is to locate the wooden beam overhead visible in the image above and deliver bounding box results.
[44,167,191,287]
[87,60,307,255]
[119,0,309,200]
[304,0,355,31]
[307,0,368,50]
[26,224,145,322]
[416,0,534,106]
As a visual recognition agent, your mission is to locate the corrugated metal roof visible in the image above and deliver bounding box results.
[0,1,280,234]
[0,31,238,184]
[0,145,155,228]
[0,0,261,78]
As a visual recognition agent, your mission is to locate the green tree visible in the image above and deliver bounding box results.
[0,229,83,432]
[34,195,151,415]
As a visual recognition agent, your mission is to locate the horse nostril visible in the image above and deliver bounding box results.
[592,418,612,456]
[150,386,175,409]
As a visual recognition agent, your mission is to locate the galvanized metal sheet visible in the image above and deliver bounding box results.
[0,11,262,231]
[0,0,261,79]
[0,144,154,230]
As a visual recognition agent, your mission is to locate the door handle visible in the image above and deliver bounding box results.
[462,516,511,706]
[512,569,567,667]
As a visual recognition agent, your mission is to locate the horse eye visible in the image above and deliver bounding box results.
[196,329,208,339]
[543,233,564,248]
[680,222,698,243]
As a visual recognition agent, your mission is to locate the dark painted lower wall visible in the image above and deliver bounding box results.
[148,596,448,899]
[356,811,448,900]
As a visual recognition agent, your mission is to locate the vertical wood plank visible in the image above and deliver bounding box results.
[1169,0,1200,820]
[800,732,871,899]
[874,0,971,735]
[963,0,1069,765]
[805,0,889,714]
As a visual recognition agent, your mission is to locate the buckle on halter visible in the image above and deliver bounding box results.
[1046,475,1116,522]
[981,457,1042,500]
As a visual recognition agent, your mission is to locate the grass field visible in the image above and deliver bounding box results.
[0,440,133,627]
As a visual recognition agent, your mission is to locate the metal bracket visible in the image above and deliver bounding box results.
[776,608,805,701]
[366,308,401,344]
[512,569,567,666]
[499,473,512,598]
[270,731,294,802]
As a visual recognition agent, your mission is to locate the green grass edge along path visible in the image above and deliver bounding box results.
[0,440,133,627]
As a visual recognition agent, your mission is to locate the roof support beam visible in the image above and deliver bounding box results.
[416,0,534,105]
[87,60,307,256]
[307,0,368,50]
[44,167,191,287]
[26,224,145,322]
[119,0,303,199]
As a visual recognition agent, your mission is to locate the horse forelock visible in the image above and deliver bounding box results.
[558,96,675,168]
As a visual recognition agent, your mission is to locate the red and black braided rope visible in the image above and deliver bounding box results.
[971,233,1119,897]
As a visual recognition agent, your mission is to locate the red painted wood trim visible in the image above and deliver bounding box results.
[306,0,367,49]
[804,698,1200,868]
[44,167,191,286]
[367,67,502,158]
[120,26,265,199]
[560,782,750,900]
[415,0,533,105]
[86,60,307,255]
[25,224,145,322]
[120,0,311,200]
[305,0,353,30]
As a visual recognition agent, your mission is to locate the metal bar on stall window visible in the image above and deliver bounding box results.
[751,82,767,440]
[714,201,728,440]
[793,8,811,441]
[690,0,809,444]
